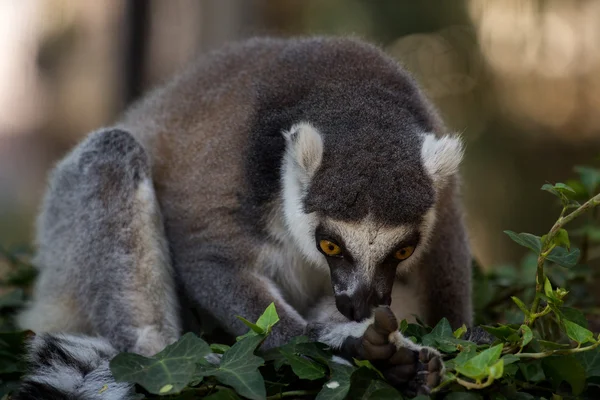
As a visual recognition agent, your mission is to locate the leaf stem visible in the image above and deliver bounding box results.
[527,192,600,324]
[266,390,320,399]
[514,340,600,359]
[456,375,496,390]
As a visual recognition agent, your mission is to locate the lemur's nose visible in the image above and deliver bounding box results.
[335,287,390,322]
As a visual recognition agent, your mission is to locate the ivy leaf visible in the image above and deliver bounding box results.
[575,348,600,378]
[421,318,461,353]
[196,335,266,400]
[236,302,280,341]
[454,324,468,339]
[482,324,519,342]
[280,349,326,380]
[347,369,402,400]
[455,344,503,380]
[210,344,231,354]
[316,363,354,400]
[555,229,571,250]
[546,247,580,269]
[489,359,504,379]
[110,332,212,395]
[504,231,542,254]
[353,359,384,379]
[204,388,241,400]
[563,320,595,345]
[236,317,264,335]
[519,360,545,383]
[542,356,586,395]
[520,325,533,349]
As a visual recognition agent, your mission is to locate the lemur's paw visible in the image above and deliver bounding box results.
[344,306,444,397]
[385,345,444,397]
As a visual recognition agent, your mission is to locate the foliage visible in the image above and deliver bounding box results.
[2,165,600,399]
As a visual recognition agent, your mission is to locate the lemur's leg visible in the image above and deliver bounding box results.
[173,244,308,349]
[416,178,473,329]
[17,128,180,356]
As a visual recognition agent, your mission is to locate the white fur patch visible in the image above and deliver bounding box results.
[283,122,324,177]
[317,317,374,349]
[280,123,328,267]
[420,133,463,188]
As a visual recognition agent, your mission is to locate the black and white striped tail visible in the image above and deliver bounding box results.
[14,333,134,400]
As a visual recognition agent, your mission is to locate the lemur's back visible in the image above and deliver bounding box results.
[118,36,445,253]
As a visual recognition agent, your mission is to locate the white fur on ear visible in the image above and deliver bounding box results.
[283,122,324,178]
[420,133,464,187]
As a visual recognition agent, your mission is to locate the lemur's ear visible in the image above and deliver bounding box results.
[283,122,324,178]
[420,133,464,188]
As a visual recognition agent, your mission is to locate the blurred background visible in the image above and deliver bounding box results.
[2,0,600,273]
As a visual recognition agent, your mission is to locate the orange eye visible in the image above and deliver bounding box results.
[394,246,415,261]
[319,239,342,256]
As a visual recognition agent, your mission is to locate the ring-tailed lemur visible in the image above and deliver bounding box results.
[14,36,472,399]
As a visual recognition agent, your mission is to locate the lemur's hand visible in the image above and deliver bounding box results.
[341,306,444,397]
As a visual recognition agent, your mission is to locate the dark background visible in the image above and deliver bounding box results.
[1,0,600,274]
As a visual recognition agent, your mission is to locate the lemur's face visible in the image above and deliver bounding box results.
[281,122,462,322]
[314,212,435,321]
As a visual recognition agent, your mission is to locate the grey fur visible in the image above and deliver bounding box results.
[15,36,472,398]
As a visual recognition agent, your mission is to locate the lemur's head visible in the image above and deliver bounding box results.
[281,119,463,322]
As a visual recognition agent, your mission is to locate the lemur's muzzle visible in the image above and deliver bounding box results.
[335,284,391,322]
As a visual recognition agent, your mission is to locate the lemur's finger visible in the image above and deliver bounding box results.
[363,325,388,345]
[383,364,417,385]
[389,347,418,365]
[418,347,439,363]
[373,306,398,334]
[362,340,396,360]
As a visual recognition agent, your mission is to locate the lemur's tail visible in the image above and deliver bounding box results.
[13,333,135,400]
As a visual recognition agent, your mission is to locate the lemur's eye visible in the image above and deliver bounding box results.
[319,239,342,256]
[394,246,415,261]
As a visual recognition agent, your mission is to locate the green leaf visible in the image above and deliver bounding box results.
[511,297,531,318]
[204,388,241,400]
[280,349,326,380]
[520,325,533,349]
[555,229,571,250]
[236,303,280,341]
[353,359,384,379]
[110,332,211,395]
[542,356,586,395]
[554,182,576,194]
[575,348,600,378]
[544,278,554,300]
[454,324,468,339]
[537,340,571,350]
[196,335,266,400]
[489,359,504,379]
[347,370,402,400]
[546,246,580,268]
[482,324,519,342]
[504,231,542,254]
[316,363,354,400]
[455,344,503,380]
[421,318,462,353]
[236,317,265,335]
[563,320,595,345]
[574,166,600,196]
[519,360,545,383]
[560,307,588,328]
[210,344,231,354]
